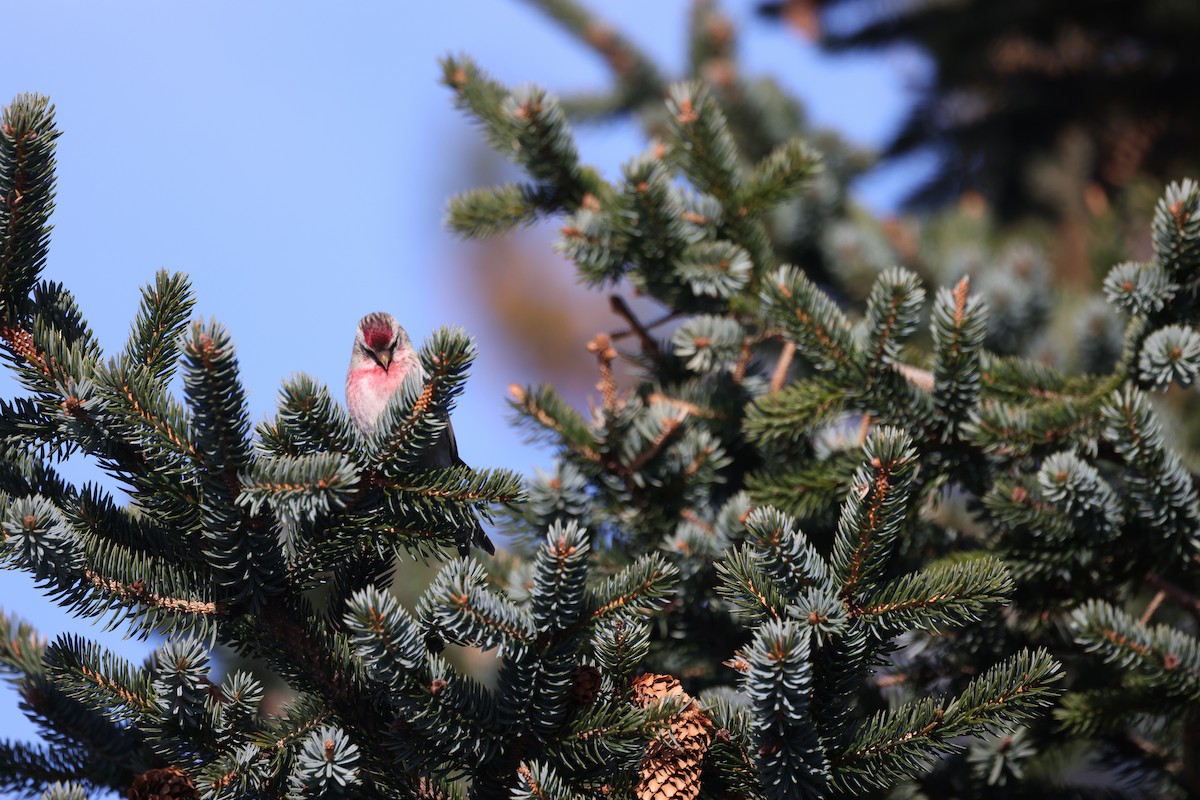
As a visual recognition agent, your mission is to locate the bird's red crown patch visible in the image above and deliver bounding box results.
[361,317,395,351]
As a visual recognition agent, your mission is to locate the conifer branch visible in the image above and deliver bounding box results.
[624,414,684,474]
[862,267,925,378]
[241,459,357,498]
[832,428,918,602]
[447,183,561,238]
[835,651,1062,792]
[737,138,820,216]
[520,0,663,94]
[0,611,46,680]
[213,704,335,798]
[53,388,166,490]
[251,601,394,770]
[745,379,844,443]
[748,455,859,520]
[763,266,857,374]
[421,559,537,654]
[715,545,787,623]
[741,619,828,799]
[122,270,195,386]
[584,555,679,626]
[1,95,59,314]
[853,558,1013,633]
[743,507,830,593]
[81,568,225,618]
[182,321,253,509]
[508,384,602,454]
[108,370,200,462]
[43,637,157,722]
[0,741,90,796]
[374,466,524,504]
[967,396,1100,456]
[258,374,359,457]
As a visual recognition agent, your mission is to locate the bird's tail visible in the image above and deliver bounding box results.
[459,523,495,557]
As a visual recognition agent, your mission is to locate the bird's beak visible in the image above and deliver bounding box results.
[377,350,392,371]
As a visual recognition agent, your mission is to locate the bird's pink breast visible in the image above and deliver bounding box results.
[348,366,403,390]
[347,366,407,432]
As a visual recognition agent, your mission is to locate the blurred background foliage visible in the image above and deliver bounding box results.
[457,0,1198,442]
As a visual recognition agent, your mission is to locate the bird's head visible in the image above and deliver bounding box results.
[353,312,410,373]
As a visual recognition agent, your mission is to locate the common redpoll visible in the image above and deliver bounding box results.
[346,312,494,555]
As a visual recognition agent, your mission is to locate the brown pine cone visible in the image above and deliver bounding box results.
[570,664,602,707]
[128,766,198,800]
[630,673,713,800]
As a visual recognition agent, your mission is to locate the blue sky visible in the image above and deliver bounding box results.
[0,0,923,778]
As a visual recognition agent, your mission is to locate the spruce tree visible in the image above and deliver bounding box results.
[2,4,1200,800]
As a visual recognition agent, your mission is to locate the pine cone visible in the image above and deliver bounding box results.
[128,766,198,800]
[630,673,713,800]
[415,776,451,800]
[570,664,602,707]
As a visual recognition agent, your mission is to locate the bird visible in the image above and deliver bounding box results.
[346,312,495,556]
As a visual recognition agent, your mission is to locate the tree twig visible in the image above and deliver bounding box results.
[768,341,795,393]
[1146,573,1200,626]
[609,294,662,360]
[1140,589,1167,625]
